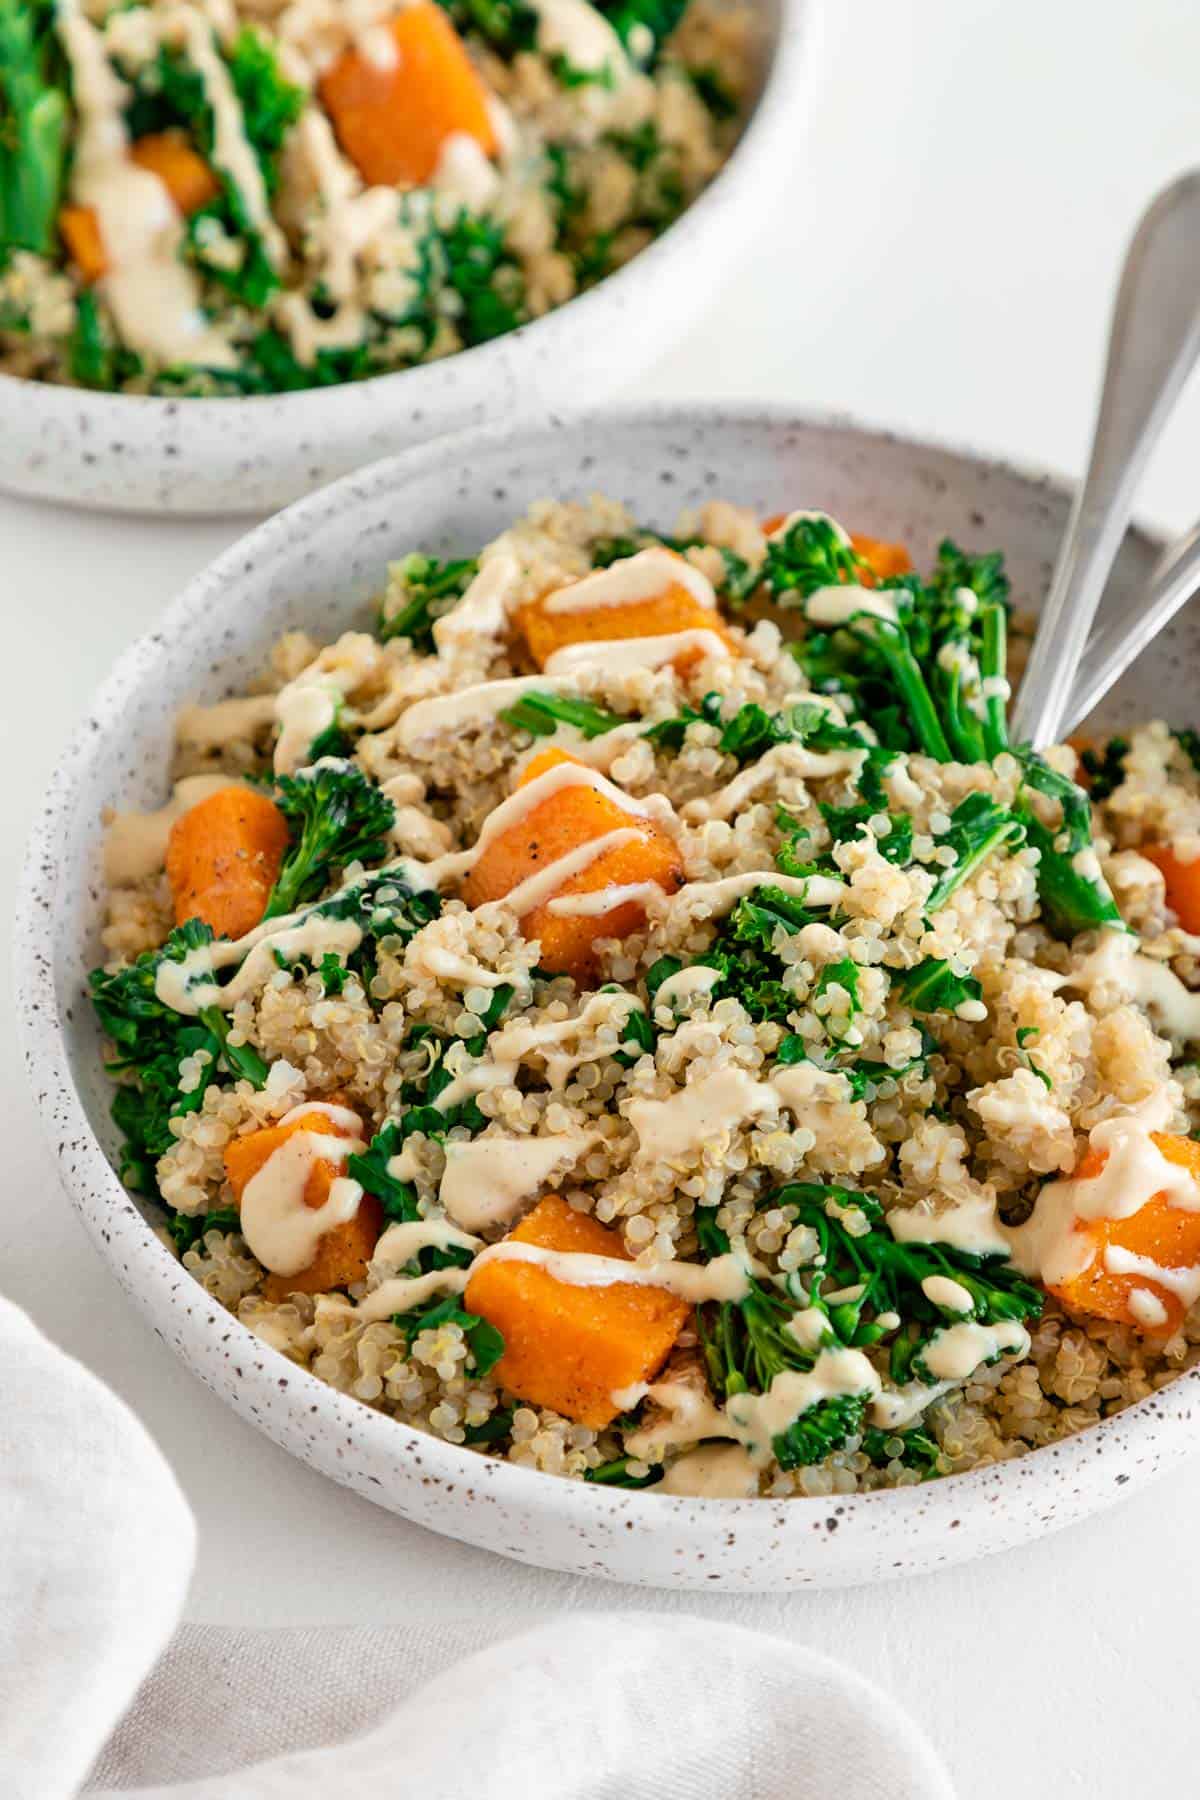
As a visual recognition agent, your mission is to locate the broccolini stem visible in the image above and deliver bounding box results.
[980,604,1009,759]
[0,0,69,257]
[862,620,955,762]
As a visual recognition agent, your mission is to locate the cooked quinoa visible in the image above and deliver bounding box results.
[91,496,1200,1500]
[0,0,750,394]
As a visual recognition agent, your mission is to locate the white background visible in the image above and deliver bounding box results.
[4,3,1200,1792]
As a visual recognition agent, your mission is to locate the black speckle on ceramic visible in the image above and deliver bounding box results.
[0,2,812,519]
[15,406,1197,1591]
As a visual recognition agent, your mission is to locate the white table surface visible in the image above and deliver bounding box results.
[5,2,1200,1792]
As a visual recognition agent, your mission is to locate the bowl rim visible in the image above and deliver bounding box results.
[16,399,1198,1571]
[0,0,814,422]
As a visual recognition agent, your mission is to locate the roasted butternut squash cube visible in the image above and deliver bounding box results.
[465,1194,689,1426]
[166,786,289,940]
[1142,844,1200,934]
[130,133,221,215]
[518,574,735,672]
[459,747,682,981]
[318,3,496,188]
[59,205,108,284]
[1050,1132,1200,1334]
[224,1105,382,1300]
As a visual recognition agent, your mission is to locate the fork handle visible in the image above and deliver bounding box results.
[1011,171,1200,749]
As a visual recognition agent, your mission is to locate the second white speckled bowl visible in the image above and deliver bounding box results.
[17,406,1200,1590]
[0,0,811,517]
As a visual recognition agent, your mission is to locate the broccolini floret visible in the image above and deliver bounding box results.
[265,759,397,919]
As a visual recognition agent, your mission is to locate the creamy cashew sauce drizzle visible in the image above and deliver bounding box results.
[543,630,733,677]
[104,774,248,885]
[438,1132,600,1231]
[539,549,716,615]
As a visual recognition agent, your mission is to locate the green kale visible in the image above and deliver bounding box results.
[1014,753,1122,938]
[812,955,863,1045]
[1079,735,1129,801]
[589,532,660,567]
[436,0,537,53]
[924,791,1025,913]
[464,1405,515,1446]
[500,691,629,740]
[584,1456,664,1488]
[167,1206,242,1256]
[644,692,873,765]
[820,801,913,868]
[68,290,140,391]
[265,760,396,919]
[346,1119,422,1224]
[0,0,67,258]
[379,552,479,650]
[892,958,982,1017]
[687,63,740,120]
[89,919,268,1205]
[597,0,688,61]
[695,885,819,1023]
[644,954,683,1001]
[551,53,616,87]
[442,212,526,345]
[860,1423,941,1476]
[392,1294,505,1376]
[641,691,724,751]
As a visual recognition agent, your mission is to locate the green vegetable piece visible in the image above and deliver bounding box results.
[893,958,983,1017]
[379,553,479,650]
[0,0,68,258]
[265,760,396,920]
[924,791,1025,913]
[500,691,628,740]
[392,1294,505,1376]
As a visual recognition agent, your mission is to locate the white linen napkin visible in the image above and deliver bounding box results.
[0,1296,955,1800]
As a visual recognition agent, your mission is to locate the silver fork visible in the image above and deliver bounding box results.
[1010,171,1200,751]
[1059,517,1200,737]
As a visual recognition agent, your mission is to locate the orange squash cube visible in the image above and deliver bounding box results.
[465,1194,689,1426]
[166,786,289,940]
[59,205,108,284]
[318,3,496,188]
[459,748,682,981]
[1142,844,1200,934]
[517,572,736,672]
[1049,1132,1200,1334]
[130,133,221,215]
[224,1105,383,1299]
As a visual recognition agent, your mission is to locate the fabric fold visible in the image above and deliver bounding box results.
[0,1292,953,1800]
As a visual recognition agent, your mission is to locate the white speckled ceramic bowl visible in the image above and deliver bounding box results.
[17,406,1200,1590]
[0,0,810,518]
